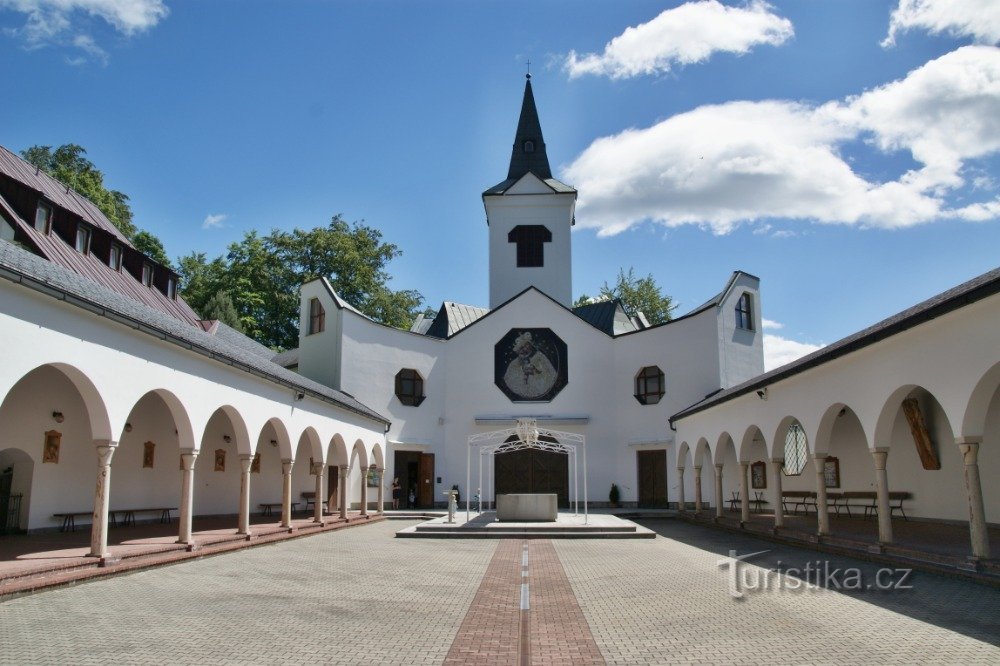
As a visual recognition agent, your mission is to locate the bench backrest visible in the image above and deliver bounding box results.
[781,491,814,498]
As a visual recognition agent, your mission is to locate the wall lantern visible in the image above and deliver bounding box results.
[124,422,133,433]
[223,435,232,443]
[52,411,64,423]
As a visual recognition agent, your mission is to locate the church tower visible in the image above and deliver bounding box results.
[484,75,577,309]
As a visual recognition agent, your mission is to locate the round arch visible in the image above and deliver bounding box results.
[371,441,385,470]
[873,384,956,452]
[350,439,369,471]
[737,424,766,462]
[200,405,252,456]
[677,441,690,469]
[260,417,293,461]
[3,363,113,442]
[329,434,349,467]
[772,415,808,461]
[694,438,711,468]
[962,359,1000,438]
[713,432,736,465]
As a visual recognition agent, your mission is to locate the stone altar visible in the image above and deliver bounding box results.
[496,493,558,522]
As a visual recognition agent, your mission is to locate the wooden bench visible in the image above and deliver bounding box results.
[781,491,816,515]
[259,502,298,517]
[840,491,877,518]
[300,492,327,513]
[863,491,912,521]
[113,507,176,527]
[53,511,96,532]
[751,491,769,513]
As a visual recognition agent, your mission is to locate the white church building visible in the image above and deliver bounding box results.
[0,76,997,562]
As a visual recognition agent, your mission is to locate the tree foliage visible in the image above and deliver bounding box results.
[21,144,138,239]
[177,216,424,350]
[597,267,676,325]
[20,144,173,268]
[201,291,244,332]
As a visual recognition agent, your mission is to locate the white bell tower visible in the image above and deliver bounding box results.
[484,75,576,309]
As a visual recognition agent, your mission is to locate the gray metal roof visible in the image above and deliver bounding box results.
[425,301,490,338]
[571,299,641,336]
[409,313,434,335]
[507,76,551,182]
[271,347,300,368]
[670,265,1000,424]
[0,240,390,427]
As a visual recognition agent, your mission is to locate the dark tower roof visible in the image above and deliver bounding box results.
[507,75,552,181]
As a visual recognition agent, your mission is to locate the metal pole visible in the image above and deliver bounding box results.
[583,438,589,525]
[573,446,580,516]
[478,447,483,517]
[466,439,471,522]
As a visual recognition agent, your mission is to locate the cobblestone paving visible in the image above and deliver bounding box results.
[555,519,1000,665]
[0,520,495,665]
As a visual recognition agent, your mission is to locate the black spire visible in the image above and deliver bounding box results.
[507,74,552,181]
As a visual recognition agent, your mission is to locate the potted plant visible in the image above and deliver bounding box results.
[609,483,620,508]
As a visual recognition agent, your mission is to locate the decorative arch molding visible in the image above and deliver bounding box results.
[350,439,369,471]
[873,384,956,451]
[713,432,736,465]
[123,388,197,452]
[694,438,711,468]
[329,434,349,467]
[371,441,385,470]
[200,405,253,456]
[737,424,766,462]
[961,360,1000,438]
[296,426,324,464]
[258,417,293,461]
[2,362,114,443]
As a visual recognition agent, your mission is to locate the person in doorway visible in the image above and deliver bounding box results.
[391,477,401,509]
[408,485,416,508]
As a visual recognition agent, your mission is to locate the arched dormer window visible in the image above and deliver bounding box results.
[735,292,753,330]
[523,140,535,153]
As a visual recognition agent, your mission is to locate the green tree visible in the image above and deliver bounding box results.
[177,217,424,350]
[598,267,676,325]
[200,291,244,333]
[21,144,137,238]
[21,143,173,268]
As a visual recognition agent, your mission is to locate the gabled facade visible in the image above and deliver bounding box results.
[294,78,765,509]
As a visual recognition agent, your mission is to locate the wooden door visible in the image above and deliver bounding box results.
[637,450,667,508]
[418,453,435,508]
[327,466,339,512]
[495,450,569,507]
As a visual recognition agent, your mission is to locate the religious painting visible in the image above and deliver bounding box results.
[367,466,379,488]
[494,328,568,402]
[823,456,841,488]
[214,448,226,472]
[251,452,261,474]
[750,461,767,489]
[42,430,61,464]
[143,441,155,469]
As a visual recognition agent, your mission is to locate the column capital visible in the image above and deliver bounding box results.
[739,461,749,469]
[714,463,724,472]
[281,457,294,465]
[811,453,827,463]
[677,467,685,473]
[95,442,117,466]
[180,451,198,472]
[693,465,702,472]
[871,449,889,470]
[310,462,324,475]
[955,436,983,446]
[958,440,980,465]
[94,439,119,449]
[770,458,785,465]
[281,460,293,475]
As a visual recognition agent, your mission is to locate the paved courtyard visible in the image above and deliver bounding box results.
[0,519,997,665]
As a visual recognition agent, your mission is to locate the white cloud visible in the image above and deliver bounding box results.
[761,318,783,330]
[883,0,1000,47]
[563,0,793,80]
[202,213,227,230]
[562,46,1000,236]
[763,334,823,371]
[0,0,167,62]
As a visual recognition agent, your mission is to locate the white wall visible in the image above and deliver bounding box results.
[486,175,575,309]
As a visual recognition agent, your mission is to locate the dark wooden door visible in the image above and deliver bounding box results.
[637,450,667,508]
[495,450,569,508]
[0,468,10,532]
[418,453,435,508]
[327,466,339,512]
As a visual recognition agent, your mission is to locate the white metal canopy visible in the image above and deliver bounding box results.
[466,418,588,523]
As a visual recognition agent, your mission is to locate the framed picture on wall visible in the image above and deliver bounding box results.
[750,461,767,489]
[823,456,840,488]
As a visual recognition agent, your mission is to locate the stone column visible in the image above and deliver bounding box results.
[872,449,893,544]
[714,464,724,519]
[676,468,685,512]
[360,466,371,517]
[89,441,118,558]
[312,462,324,524]
[177,451,198,545]
[813,455,830,536]
[375,466,385,514]
[339,465,349,520]
[771,459,784,529]
[693,466,703,513]
[739,462,750,523]
[238,454,253,535]
[280,458,293,528]
[958,438,991,559]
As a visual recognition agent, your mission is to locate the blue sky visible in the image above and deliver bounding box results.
[2,0,999,368]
